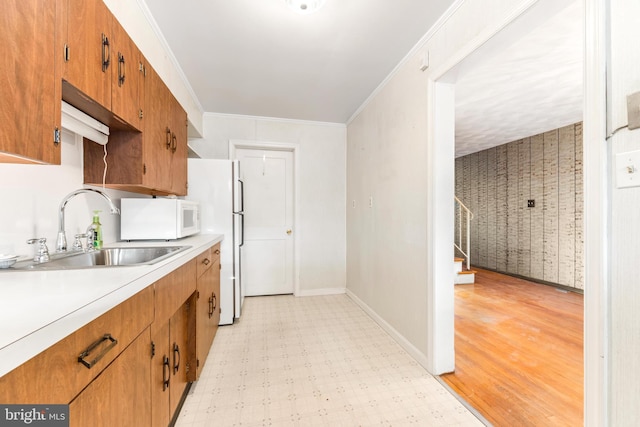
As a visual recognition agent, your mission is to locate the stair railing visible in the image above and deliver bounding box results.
[454,196,474,271]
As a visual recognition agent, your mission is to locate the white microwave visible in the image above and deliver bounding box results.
[120,198,200,240]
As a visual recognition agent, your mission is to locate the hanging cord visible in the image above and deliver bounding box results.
[102,143,108,189]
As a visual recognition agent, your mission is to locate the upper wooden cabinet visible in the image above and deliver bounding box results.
[0,0,62,164]
[83,61,189,196]
[169,95,188,195]
[63,0,112,111]
[61,0,144,131]
[110,18,145,129]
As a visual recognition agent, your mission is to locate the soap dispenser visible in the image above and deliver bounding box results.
[87,210,103,250]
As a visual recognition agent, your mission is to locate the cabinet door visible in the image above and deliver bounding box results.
[111,19,143,130]
[69,328,151,427]
[63,0,112,108]
[143,64,172,192]
[0,0,61,164]
[169,97,188,195]
[169,304,190,418]
[195,255,220,379]
[150,321,171,427]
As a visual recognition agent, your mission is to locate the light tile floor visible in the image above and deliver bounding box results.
[175,294,484,427]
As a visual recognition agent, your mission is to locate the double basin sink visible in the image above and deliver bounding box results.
[11,246,190,271]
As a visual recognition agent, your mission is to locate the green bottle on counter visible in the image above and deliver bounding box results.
[88,210,103,249]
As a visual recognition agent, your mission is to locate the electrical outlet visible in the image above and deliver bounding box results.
[527,199,535,208]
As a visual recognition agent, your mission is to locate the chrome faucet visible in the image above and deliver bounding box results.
[56,188,120,252]
[27,238,50,263]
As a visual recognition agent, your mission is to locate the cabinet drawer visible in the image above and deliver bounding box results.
[0,286,154,404]
[154,260,196,328]
[196,244,220,278]
[69,328,151,427]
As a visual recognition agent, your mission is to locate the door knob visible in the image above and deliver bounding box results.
[286,229,292,235]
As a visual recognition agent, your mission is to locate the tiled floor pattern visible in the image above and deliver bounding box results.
[175,294,484,426]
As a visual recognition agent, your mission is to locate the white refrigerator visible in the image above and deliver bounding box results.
[186,159,244,325]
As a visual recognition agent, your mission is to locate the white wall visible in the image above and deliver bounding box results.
[104,0,204,136]
[609,0,640,423]
[0,132,141,259]
[189,113,347,295]
[346,0,546,369]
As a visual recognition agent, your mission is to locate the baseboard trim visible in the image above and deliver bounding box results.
[345,289,430,369]
[295,288,346,297]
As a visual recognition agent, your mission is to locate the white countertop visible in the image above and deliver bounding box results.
[0,233,223,378]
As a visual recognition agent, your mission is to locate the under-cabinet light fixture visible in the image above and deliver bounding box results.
[61,101,110,145]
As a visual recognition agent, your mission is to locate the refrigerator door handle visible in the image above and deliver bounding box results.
[237,179,244,213]
[234,212,244,247]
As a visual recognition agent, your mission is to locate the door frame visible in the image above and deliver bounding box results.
[425,0,607,424]
[229,139,301,297]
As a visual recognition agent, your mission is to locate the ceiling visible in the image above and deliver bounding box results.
[142,0,583,157]
[142,0,455,124]
[454,0,583,157]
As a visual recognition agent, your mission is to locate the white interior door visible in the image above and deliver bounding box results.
[236,148,294,296]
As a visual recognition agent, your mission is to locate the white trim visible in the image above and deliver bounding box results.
[296,288,346,297]
[346,290,429,368]
[229,139,302,298]
[204,112,345,128]
[346,0,465,125]
[583,0,609,424]
[426,80,456,374]
[429,0,539,81]
[135,0,205,115]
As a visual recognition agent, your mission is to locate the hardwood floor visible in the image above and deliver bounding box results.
[440,268,583,426]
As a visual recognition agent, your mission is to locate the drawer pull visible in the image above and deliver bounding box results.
[214,249,220,255]
[78,334,118,369]
[202,258,210,266]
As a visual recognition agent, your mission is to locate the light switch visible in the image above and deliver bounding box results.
[616,150,640,188]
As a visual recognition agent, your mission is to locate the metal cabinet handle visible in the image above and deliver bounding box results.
[214,249,220,255]
[162,355,170,391]
[117,52,125,86]
[173,343,180,374]
[101,33,110,72]
[165,128,172,150]
[212,292,217,311]
[202,258,210,266]
[208,294,214,318]
[78,334,118,369]
[171,133,177,153]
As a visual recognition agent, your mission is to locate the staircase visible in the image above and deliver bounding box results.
[454,196,476,284]
[454,257,476,284]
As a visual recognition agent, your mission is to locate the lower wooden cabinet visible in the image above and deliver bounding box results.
[150,298,195,427]
[194,244,221,379]
[0,285,154,404]
[69,328,152,427]
[0,242,221,427]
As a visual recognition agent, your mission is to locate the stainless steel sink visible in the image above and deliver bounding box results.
[11,246,191,270]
